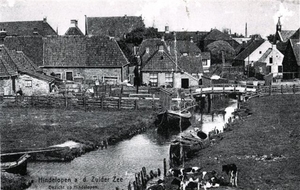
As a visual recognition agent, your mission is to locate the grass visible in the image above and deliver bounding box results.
[181,94,300,189]
[0,107,155,152]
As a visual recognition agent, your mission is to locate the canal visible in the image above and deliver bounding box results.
[27,99,237,190]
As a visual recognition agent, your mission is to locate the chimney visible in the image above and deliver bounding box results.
[146,47,150,54]
[0,29,7,43]
[124,14,127,19]
[43,17,47,23]
[245,23,247,37]
[165,25,169,34]
[33,27,39,35]
[158,45,164,52]
[71,20,78,27]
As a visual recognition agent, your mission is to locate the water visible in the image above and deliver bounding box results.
[27,100,237,190]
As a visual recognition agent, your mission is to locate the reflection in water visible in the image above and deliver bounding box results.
[28,100,237,190]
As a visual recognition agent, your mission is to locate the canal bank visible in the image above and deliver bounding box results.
[170,95,300,189]
[0,108,156,190]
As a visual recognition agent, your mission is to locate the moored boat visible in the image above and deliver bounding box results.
[155,109,192,135]
[1,153,31,175]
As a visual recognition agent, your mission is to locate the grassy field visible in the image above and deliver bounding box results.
[183,94,300,189]
[0,107,155,152]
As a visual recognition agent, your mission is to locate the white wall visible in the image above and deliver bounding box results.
[17,74,50,96]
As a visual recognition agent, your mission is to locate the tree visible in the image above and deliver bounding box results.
[125,27,161,45]
[267,34,275,44]
[205,40,236,64]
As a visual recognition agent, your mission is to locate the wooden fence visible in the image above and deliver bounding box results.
[0,95,163,111]
[259,85,300,95]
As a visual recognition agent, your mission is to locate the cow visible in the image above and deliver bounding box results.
[222,164,238,187]
[181,177,200,190]
[181,167,202,175]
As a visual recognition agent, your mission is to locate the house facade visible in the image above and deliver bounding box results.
[138,38,203,88]
[0,44,55,95]
[41,36,130,85]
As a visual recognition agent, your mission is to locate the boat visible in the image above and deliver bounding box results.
[169,131,209,166]
[1,153,31,175]
[155,109,192,135]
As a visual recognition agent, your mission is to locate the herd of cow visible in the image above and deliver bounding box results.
[147,164,238,190]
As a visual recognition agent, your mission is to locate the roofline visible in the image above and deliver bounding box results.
[113,39,130,66]
[41,66,124,68]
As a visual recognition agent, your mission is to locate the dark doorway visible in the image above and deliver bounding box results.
[181,78,189,88]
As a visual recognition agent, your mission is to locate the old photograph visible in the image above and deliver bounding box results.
[0,0,300,189]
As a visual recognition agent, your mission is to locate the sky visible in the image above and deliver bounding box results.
[0,0,299,38]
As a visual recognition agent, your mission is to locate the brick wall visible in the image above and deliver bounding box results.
[17,74,50,96]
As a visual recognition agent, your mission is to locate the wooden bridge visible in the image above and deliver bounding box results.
[190,84,257,97]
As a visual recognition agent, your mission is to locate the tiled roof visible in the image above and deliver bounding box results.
[43,36,129,67]
[0,20,57,36]
[4,36,44,66]
[138,38,169,56]
[141,50,176,72]
[166,40,201,56]
[178,56,203,73]
[8,50,41,73]
[257,48,272,62]
[279,30,297,42]
[234,39,265,60]
[0,45,18,77]
[141,49,203,74]
[290,39,300,66]
[87,16,145,37]
[290,28,300,40]
[65,26,84,36]
[204,29,232,41]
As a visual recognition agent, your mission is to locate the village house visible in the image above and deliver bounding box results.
[41,35,130,85]
[0,44,56,95]
[137,37,204,88]
[233,37,284,78]
[85,15,145,39]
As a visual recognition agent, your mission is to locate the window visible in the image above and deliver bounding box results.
[202,59,208,66]
[25,80,32,87]
[278,66,283,73]
[269,57,273,64]
[182,53,188,56]
[259,51,262,54]
[259,67,263,73]
[66,72,73,81]
[267,66,271,73]
[165,73,173,87]
[149,73,158,87]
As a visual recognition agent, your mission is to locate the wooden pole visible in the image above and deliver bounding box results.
[293,84,296,94]
[118,94,121,109]
[135,99,138,110]
[281,85,283,94]
[207,94,211,113]
[269,85,272,96]
[163,158,167,177]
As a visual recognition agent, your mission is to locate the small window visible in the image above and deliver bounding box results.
[149,73,158,87]
[259,51,262,54]
[66,72,73,81]
[269,57,273,64]
[182,53,188,56]
[25,80,32,87]
[202,59,208,66]
[165,73,173,87]
[160,56,164,60]
[278,66,283,72]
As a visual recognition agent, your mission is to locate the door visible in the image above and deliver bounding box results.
[181,78,189,89]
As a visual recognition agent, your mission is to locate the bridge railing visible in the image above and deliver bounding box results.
[189,83,258,95]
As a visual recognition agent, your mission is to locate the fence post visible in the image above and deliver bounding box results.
[110,85,112,97]
[269,85,272,96]
[293,84,296,94]
[101,96,104,109]
[223,84,225,93]
[118,94,121,110]
[135,99,138,110]
[281,85,283,94]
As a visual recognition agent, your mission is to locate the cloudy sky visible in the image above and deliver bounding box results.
[0,0,299,37]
